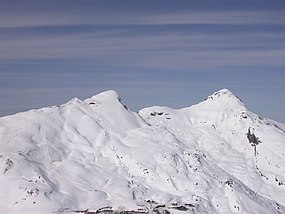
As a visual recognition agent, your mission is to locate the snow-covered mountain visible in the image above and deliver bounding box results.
[0,89,284,214]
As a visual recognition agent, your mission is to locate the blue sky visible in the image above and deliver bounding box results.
[1,0,285,122]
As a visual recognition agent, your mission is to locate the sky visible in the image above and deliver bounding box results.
[0,0,285,122]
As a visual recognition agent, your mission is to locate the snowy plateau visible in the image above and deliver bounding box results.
[0,89,285,214]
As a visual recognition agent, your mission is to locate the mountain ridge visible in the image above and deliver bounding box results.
[0,89,284,214]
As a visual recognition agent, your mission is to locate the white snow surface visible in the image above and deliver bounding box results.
[0,89,284,214]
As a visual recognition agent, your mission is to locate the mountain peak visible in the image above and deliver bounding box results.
[214,88,235,96]
[200,88,245,109]
[85,90,131,111]
[90,90,120,101]
[84,90,141,129]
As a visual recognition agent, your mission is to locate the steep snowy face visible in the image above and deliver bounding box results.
[139,89,285,209]
[0,89,285,214]
[0,92,145,213]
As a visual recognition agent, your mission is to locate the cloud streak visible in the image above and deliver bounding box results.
[1,24,285,71]
[1,10,285,28]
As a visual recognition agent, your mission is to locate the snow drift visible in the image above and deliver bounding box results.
[0,89,284,214]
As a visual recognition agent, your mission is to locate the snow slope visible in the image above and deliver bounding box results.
[0,89,284,214]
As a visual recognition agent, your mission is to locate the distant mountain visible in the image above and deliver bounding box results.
[0,89,284,214]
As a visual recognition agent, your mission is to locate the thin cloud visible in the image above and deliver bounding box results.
[1,7,285,28]
[1,24,285,71]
